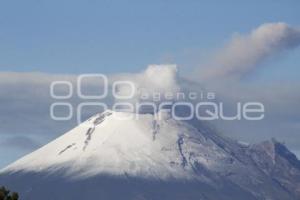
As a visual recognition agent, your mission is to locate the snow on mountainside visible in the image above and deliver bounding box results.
[1,110,300,200]
[0,110,230,180]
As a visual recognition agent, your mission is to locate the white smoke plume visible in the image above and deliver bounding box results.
[198,22,300,81]
[112,64,180,108]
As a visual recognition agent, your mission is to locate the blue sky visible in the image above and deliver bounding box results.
[0,0,299,75]
[0,0,300,168]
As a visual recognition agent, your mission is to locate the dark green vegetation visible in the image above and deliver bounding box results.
[0,186,19,200]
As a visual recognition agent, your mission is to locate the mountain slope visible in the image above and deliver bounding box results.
[0,110,300,200]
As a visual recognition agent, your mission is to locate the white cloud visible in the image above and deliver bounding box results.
[0,66,180,136]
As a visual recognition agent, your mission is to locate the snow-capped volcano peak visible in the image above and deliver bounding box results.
[1,110,228,179]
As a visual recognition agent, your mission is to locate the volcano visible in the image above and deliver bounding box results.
[1,110,300,200]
